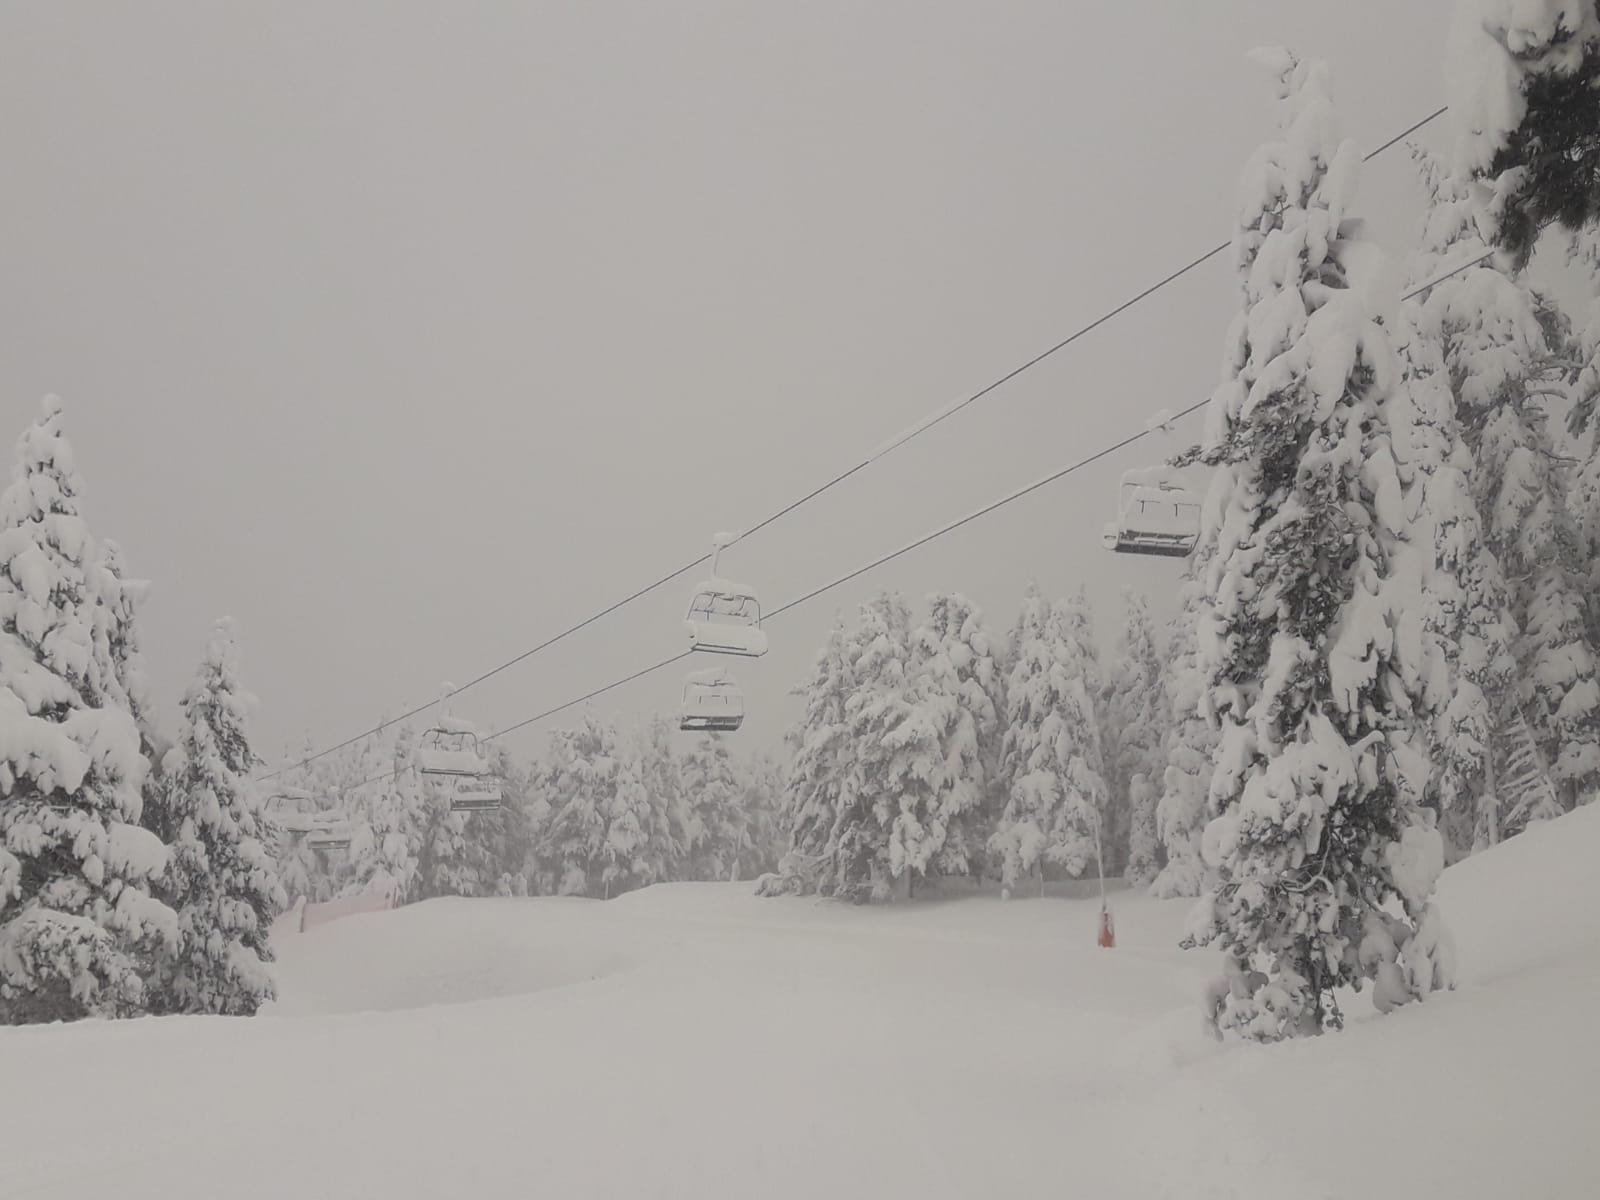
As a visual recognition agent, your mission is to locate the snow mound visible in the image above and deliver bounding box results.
[1434,799,1600,981]
[1,807,1597,1199]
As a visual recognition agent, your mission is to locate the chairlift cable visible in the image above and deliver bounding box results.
[324,237,1503,796]
[259,103,1450,782]
[407,239,1507,756]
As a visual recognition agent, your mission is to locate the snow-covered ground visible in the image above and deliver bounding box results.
[3,808,1597,1199]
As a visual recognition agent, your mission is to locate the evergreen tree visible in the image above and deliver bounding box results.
[680,734,747,880]
[1414,151,1600,817]
[0,396,176,1022]
[1188,53,1452,1041]
[636,716,690,877]
[87,540,152,722]
[154,618,285,1015]
[417,786,479,898]
[1151,563,1217,899]
[1103,589,1166,885]
[1060,587,1112,863]
[485,741,537,897]
[597,728,673,897]
[538,720,607,896]
[767,619,859,897]
[737,751,786,880]
[539,717,674,898]
[1565,226,1600,651]
[908,592,1003,878]
[624,723,679,891]
[1398,196,1522,857]
[1555,225,1600,672]
[89,538,176,867]
[989,585,1107,893]
[349,724,425,904]
[823,593,925,901]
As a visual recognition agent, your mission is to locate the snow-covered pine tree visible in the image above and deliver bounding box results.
[1402,321,1519,857]
[1399,166,1523,857]
[485,741,537,896]
[597,726,674,897]
[537,720,606,896]
[88,539,176,866]
[0,396,176,1022]
[1447,0,1600,263]
[766,618,859,897]
[514,745,555,894]
[1103,589,1166,886]
[1563,225,1600,649]
[989,584,1107,894]
[154,618,285,1015]
[1188,52,1453,1041]
[539,716,675,898]
[417,790,478,898]
[1059,588,1111,862]
[348,723,425,904]
[636,716,690,878]
[680,734,748,881]
[1150,561,1218,899]
[737,751,785,881]
[838,592,943,901]
[87,540,152,722]
[908,592,1002,879]
[598,750,651,897]
[1414,150,1600,819]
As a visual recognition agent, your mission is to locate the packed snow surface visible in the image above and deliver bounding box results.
[3,809,1598,1198]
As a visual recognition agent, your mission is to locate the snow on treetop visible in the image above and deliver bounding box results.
[1446,0,1596,174]
[1246,44,1297,83]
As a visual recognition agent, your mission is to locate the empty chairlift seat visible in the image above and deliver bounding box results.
[416,727,503,813]
[680,667,745,732]
[263,790,353,854]
[684,577,768,657]
[1101,468,1201,557]
[305,811,353,852]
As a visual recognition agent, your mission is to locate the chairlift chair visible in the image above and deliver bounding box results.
[679,667,745,732]
[441,774,504,813]
[263,791,352,854]
[684,580,769,657]
[683,531,768,657]
[416,727,503,813]
[306,812,353,853]
[1100,469,1201,557]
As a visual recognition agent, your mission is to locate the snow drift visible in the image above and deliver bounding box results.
[0,806,1595,1198]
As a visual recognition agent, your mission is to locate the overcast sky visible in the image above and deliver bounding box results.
[1,1,1458,768]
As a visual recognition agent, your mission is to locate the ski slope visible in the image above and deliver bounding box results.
[2,808,1597,1199]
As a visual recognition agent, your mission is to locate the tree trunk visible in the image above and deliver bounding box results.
[892,869,913,903]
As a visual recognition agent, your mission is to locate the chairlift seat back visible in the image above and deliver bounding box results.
[1104,472,1201,557]
[416,744,489,777]
[680,670,746,732]
[446,774,503,813]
